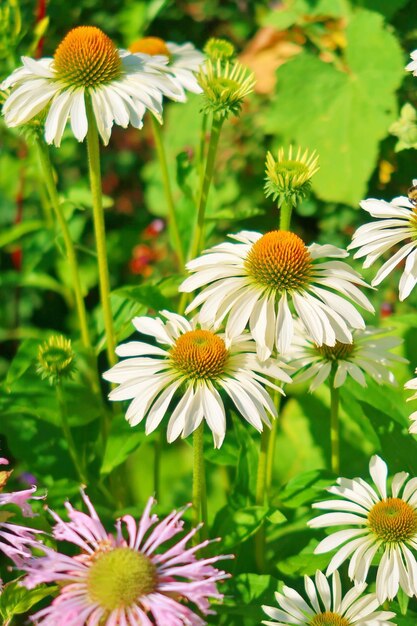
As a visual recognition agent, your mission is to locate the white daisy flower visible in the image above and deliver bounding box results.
[405,369,417,434]
[103,310,291,448]
[348,191,417,301]
[180,230,374,361]
[262,570,395,626]
[129,37,204,96]
[288,323,406,392]
[2,26,184,146]
[406,50,417,75]
[309,455,417,602]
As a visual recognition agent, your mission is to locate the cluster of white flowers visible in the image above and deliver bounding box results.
[5,25,417,624]
[1,26,204,146]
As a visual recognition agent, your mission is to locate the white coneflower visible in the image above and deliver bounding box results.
[405,369,417,434]
[348,191,417,301]
[406,49,417,75]
[103,310,291,448]
[262,570,395,626]
[129,37,204,96]
[180,230,374,360]
[309,455,417,602]
[288,323,405,391]
[2,26,184,146]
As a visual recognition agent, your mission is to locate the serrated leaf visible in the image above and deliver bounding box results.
[265,9,404,205]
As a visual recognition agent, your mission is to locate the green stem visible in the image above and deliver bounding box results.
[150,115,185,271]
[266,392,282,494]
[255,428,270,507]
[255,427,270,572]
[56,380,87,484]
[188,114,224,262]
[198,112,209,182]
[35,139,91,349]
[154,431,162,498]
[279,198,294,231]
[85,98,117,368]
[330,377,340,474]
[192,422,206,538]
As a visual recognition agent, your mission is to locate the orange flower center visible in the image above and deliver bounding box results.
[129,36,171,58]
[170,330,229,380]
[245,230,312,292]
[368,497,417,543]
[54,26,122,87]
[309,612,350,626]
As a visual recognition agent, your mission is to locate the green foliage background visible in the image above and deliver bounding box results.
[2,0,417,623]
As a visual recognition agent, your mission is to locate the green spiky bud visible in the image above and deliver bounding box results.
[198,59,255,119]
[36,335,76,385]
[264,146,319,207]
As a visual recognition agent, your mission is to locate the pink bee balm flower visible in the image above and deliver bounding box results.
[23,491,230,625]
[0,458,42,566]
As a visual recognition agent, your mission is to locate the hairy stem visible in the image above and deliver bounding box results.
[192,422,206,539]
[85,98,117,368]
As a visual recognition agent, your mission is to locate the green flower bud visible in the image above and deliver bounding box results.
[204,38,235,62]
[36,335,76,385]
[389,103,417,152]
[198,58,255,119]
[264,146,319,207]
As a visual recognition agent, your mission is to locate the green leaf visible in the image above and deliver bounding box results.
[0,271,71,301]
[217,573,282,622]
[211,505,269,550]
[262,0,348,30]
[265,9,404,205]
[231,417,259,507]
[101,414,145,476]
[0,581,55,620]
[0,220,44,249]
[277,538,331,576]
[277,468,335,509]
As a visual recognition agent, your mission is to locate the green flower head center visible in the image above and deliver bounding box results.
[245,230,313,292]
[368,497,417,543]
[87,547,157,611]
[273,159,310,187]
[54,26,122,88]
[170,329,229,380]
[213,76,240,100]
[309,612,350,626]
[315,341,355,361]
